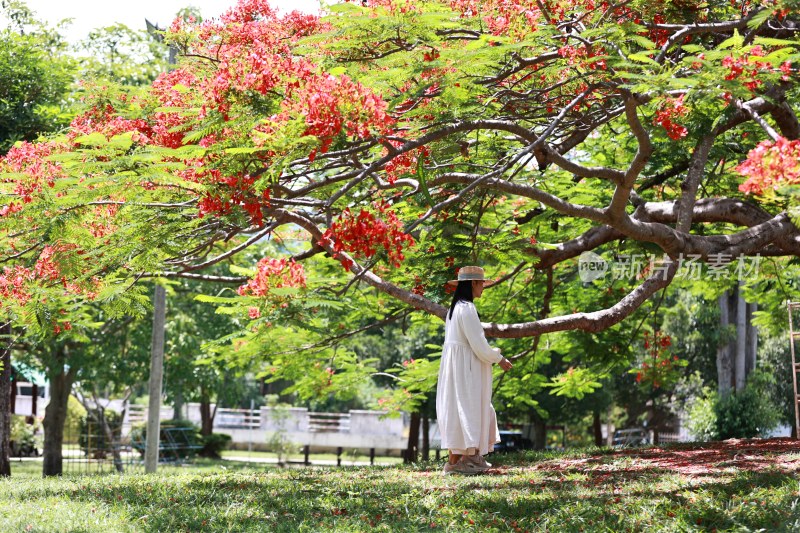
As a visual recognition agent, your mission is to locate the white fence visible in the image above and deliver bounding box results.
[124,403,407,452]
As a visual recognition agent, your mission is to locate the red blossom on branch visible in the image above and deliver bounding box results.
[653,95,689,140]
[737,136,800,195]
[237,257,306,297]
[321,201,415,270]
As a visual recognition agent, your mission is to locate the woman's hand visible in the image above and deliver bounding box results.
[498,357,513,371]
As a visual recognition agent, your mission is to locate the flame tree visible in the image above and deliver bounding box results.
[1,0,799,432]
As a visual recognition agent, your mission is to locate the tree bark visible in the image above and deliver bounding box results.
[199,396,215,437]
[529,413,547,450]
[592,411,603,447]
[404,411,420,464]
[735,282,747,392]
[31,384,38,417]
[0,322,12,477]
[172,390,184,421]
[421,413,430,462]
[746,302,758,377]
[42,364,76,477]
[717,291,733,397]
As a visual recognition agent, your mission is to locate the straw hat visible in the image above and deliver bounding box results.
[446,266,496,287]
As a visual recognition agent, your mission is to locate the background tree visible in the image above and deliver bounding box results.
[76,23,169,87]
[0,0,74,154]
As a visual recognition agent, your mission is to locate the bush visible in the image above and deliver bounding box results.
[79,409,122,458]
[200,433,232,459]
[715,370,781,439]
[686,370,781,441]
[10,415,40,457]
[686,387,718,441]
[63,396,86,445]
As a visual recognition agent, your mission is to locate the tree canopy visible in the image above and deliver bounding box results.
[1,0,799,347]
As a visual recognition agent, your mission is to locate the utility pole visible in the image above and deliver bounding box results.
[144,284,166,473]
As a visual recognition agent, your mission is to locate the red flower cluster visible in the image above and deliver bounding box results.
[635,331,682,390]
[285,72,393,159]
[1,141,67,203]
[653,95,689,140]
[345,0,419,15]
[0,245,97,310]
[737,136,800,195]
[382,139,429,184]
[449,0,543,37]
[237,257,307,297]
[0,264,35,306]
[321,201,415,270]
[722,46,792,93]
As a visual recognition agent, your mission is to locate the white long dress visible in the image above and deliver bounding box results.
[436,300,503,456]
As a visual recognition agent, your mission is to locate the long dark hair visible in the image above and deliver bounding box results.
[448,280,474,320]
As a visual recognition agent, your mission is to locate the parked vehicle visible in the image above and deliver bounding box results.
[494,430,534,453]
[612,428,650,448]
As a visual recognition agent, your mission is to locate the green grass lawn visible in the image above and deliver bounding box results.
[2,439,800,532]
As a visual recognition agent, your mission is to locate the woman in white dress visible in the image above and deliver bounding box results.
[437,266,513,475]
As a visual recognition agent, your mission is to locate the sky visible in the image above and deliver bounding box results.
[20,0,320,43]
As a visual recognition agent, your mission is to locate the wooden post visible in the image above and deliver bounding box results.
[0,322,12,476]
[304,445,310,466]
[336,446,342,466]
[144,285,166,474]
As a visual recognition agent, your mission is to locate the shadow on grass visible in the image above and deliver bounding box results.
[4,449,800,532]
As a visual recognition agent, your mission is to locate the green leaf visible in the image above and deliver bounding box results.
[73,132,108,147]
[417,156,433,207]
[718,30,743,50]
[195,294,241,305]
[747,7,773,30]
[627,52,659,66]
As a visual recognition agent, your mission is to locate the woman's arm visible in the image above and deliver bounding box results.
[458,302,504,364]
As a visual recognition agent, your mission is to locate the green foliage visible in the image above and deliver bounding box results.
[64,395,87,445]
[543,367,603,400]
[9,414,40,456]
[686,387,719,442]
[76,23,169,86]
[714,370,782,439]
[0,7,74,152]
[688,370,783,441]
[199,433,232,459]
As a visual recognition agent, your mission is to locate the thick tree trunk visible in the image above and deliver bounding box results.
[746,302,758,377]
[529,414,547,451]
[592,411,603,447]
[172,390,184,421]
[735,283,747,392]
[404,411,421,464]
[42,367,75,477]
[199,398,215,437]
[421,413,430,461]
[31,384,38,417]
[0,322,12,477]
[717,291,733,397]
